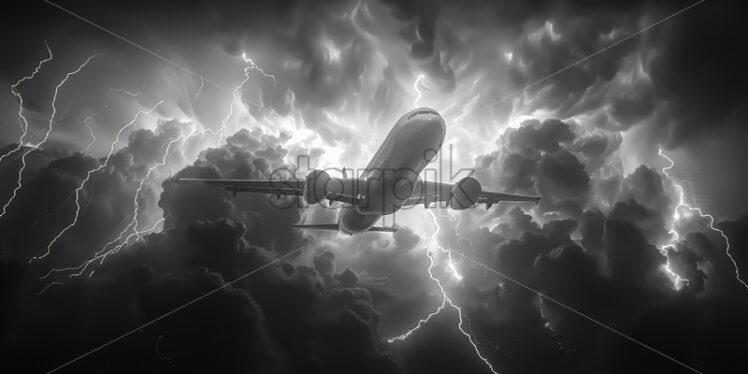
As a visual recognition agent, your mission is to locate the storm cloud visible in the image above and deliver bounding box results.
[2,0,748,373]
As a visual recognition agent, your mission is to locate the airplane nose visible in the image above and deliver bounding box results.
[427,114,446,142]
[404,107,446,144]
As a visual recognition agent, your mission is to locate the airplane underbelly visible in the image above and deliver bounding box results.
[339,208,382,234]
[357,108,445,217]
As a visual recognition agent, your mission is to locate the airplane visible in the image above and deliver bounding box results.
[173,107,540,234]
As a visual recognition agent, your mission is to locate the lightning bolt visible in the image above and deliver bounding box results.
[413,74,424,108]
[28,111,92,231]
[216,54,275,146]
[86,217,165,279]
[35,101,163,271]
[192,68,204,104]
[85,123,220,276]
[37,281,63,296]
[389,76,446,342]
[82,113,98,153]
[0,54,97,219]
[215,63,250,146]
[155,335,175,367]
[109,88,141,97]
[385,210,454,343]
[97,135,184,258]
[0,42,54,165]
[388,210,498,374]
[66,133,176,279]
[39,218,164,294]
[241,53,277,85]
[43,122,220,281]
[388,75,498,372]
[109,75,148,97]
[658,148,748,291]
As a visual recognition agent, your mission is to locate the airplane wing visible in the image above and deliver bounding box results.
[171,177,363,205]
[172,177,305,196]
[403,180,540,209]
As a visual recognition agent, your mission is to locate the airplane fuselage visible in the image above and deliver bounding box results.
[338,107,446,234]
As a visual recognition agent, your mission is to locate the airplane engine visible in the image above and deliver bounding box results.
[449,177,482,210]
[304,170,332,205]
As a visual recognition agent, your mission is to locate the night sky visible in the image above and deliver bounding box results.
[1,0,748,373]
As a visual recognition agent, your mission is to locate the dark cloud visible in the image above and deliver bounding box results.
[1,211,405,373]
[536,150,591,210]
[160,130,305,255]
[604,217,667,285]
[646,2,748,146]
[454,114,748,373]
[508,119,576,153]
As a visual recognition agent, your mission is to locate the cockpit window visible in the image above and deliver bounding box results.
[408,109,437,120]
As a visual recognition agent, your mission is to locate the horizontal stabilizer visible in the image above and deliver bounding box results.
[291,224,399,233]
[367,226,399,233]
[291,224,340,231]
